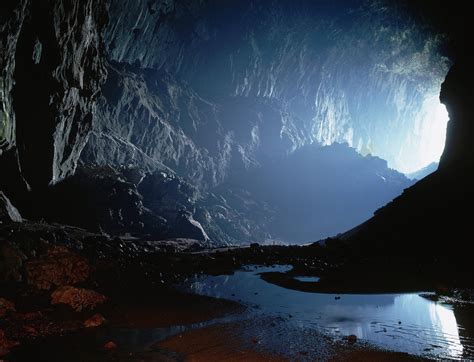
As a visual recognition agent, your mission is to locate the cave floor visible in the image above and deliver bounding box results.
[2,221,474,360]
[6,285,423,362]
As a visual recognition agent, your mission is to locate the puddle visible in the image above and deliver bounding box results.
[293,276,320,282]
[183,265,474,360]
[10,265,474,360]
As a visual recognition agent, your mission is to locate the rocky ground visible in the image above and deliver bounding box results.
[1,219,473,359]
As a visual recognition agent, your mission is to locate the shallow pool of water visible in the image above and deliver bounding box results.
[184,265,474,359]
[293,276,320,282]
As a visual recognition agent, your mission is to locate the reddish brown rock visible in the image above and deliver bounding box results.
[103,341,117,350]
[51,286,106,312]
[23,326,38,336]
[347,334,357,343]
[84,313,106,328]
[0,329,19,357]
[0,298,15,318]
[26,245,90,290]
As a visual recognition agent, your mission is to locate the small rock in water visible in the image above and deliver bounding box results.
[347,334,357,343]
[335,296,341,300]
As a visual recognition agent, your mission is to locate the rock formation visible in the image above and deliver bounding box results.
[0,0,107,194]
[0,0,453,245]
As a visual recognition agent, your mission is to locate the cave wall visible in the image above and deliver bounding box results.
[102,0,449,174]
[0,0,457,245]
[0,0,107,194]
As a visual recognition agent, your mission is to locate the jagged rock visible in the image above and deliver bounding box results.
[51,286,106,312]
[26,245,90,290]
[0,298,15,318]
[175,211,209,242]
[35,166,168,238]
[439,58,474,169]
[0,0,28,153]
[104,0,448,172]
[1,0,107,190]
[0,191,22,224]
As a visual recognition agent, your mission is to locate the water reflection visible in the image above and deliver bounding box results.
[185,265,471,359]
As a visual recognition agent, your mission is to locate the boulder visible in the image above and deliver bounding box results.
[84,313,106,328]
[103,341,117,350]
[34,166,168,238]
[26,245,90,290]
[51,286,106,312]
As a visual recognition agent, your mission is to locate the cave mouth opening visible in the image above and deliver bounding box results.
[397,94,449,174]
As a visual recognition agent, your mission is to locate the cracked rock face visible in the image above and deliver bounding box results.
[0,0,107,190]
[104,0,449,173]
[0,0,28,153]
[0,0,452,245]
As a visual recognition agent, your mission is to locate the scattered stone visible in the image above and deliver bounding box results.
[347,334,357,343]
[0,298,15,318]
[51,286,106,312]
[26,246,90,290]
[103,341,117,350]
[84,313,106,328]
[251,336,259,344]
[335,296,341,300]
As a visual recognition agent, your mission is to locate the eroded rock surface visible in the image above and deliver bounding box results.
[1,0,108,193]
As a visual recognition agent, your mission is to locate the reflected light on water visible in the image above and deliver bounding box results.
[185,265,470,359]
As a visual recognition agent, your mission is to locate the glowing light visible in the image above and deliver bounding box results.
[399,95,449,174]
[418,96,449,167]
